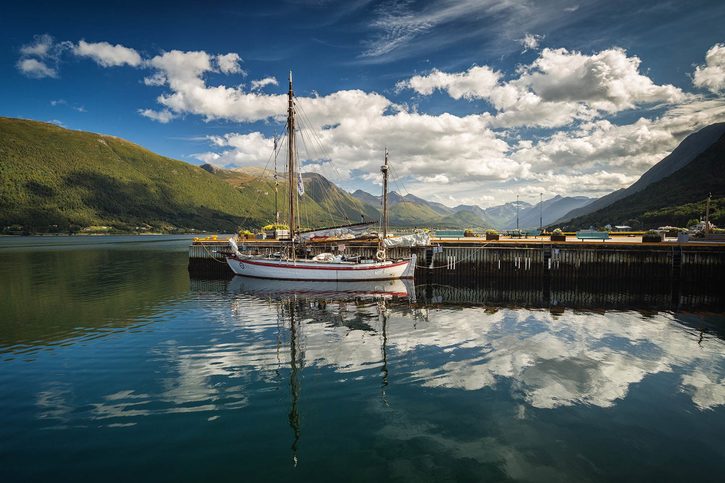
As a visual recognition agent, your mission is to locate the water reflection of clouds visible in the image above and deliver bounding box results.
[225,294,725,411]
[393,308,725,410]
[233,295,725,411]
[243,294,723,410]
[36,383,75,426]
[39,293,723,427]
[90,341,253,424]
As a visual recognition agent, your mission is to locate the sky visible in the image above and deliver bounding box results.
[2,0,725,208]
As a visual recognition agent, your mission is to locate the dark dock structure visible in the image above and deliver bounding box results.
[189,238,725,296]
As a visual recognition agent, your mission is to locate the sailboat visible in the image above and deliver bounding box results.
[226,72,412,281]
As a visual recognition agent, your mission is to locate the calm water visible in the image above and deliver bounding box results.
[1,236,724,482]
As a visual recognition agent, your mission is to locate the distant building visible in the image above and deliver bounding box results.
[613,225,631,232]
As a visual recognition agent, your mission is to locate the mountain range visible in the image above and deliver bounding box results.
[558,126,725,229]
[1,116,722,234]
[556,123,725,226]
[350,190,593,230]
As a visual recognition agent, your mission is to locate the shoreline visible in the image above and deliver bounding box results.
[0,232,216,237]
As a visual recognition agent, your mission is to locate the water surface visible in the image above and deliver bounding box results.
[1,236,724,482]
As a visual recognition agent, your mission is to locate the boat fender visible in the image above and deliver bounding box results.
[376,249,386,261]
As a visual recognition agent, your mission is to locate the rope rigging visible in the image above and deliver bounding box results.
[236,80,399,236]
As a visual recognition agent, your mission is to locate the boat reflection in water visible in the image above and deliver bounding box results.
[224,275,409,466]
[227,276,414,302]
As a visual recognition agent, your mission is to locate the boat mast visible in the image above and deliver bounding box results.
[381,148,389,241]
[274,138,279,225]
[287,70,297,240]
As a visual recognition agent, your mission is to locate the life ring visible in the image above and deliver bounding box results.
[375,249,386,261]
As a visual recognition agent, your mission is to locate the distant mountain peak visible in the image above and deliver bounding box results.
[560,129,725,229]
[555,122,725,224]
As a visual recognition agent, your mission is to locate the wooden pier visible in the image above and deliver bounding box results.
[188,238,725,289]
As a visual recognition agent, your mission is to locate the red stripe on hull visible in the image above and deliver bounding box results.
[229,273,410,282]
[227,257,409,271]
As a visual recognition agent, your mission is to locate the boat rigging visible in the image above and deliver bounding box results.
[225,71,412,281]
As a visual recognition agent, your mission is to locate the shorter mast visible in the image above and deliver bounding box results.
[381,149,389,241]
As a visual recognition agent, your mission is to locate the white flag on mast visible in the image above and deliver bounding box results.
[297,172,305,196]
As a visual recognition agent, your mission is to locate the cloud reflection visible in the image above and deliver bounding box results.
[39,287,723,429]
[219,287,725,411]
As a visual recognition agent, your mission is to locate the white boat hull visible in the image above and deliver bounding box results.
[226,256,412,281]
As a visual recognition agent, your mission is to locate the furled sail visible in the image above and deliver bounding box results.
[300,222,375,241]
[382,231,431,248]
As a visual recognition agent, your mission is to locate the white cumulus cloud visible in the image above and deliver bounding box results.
[521,47,685,110]
[693,43,725,94]
[138,108,176,124]
[73,40,142,67]
[397,65,500,100]
[200,132,275,167]
[16,33,68,78]
[251,76,279,91]
[215,53,244,74]
[17,58,57,79]
[20,33,56,57]
[398,47,687,128]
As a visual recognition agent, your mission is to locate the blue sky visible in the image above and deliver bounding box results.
[2,0,724,207]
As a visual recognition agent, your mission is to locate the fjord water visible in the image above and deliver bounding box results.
[1,237,724,482]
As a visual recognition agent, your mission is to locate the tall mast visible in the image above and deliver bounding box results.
[381,148,389,241]
[287,70,297,239]
[274,138,279,225]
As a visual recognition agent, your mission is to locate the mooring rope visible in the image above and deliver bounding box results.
[197,240,229,264]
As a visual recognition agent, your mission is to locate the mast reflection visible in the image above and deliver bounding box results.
[379,300,390,406]
[286,299,301,467]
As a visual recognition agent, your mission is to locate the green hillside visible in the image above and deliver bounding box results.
[0,118,377,233]
[562,133,725,229]
[0,118,270,233]
[210,166,381,229]
[387,200,444,226]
